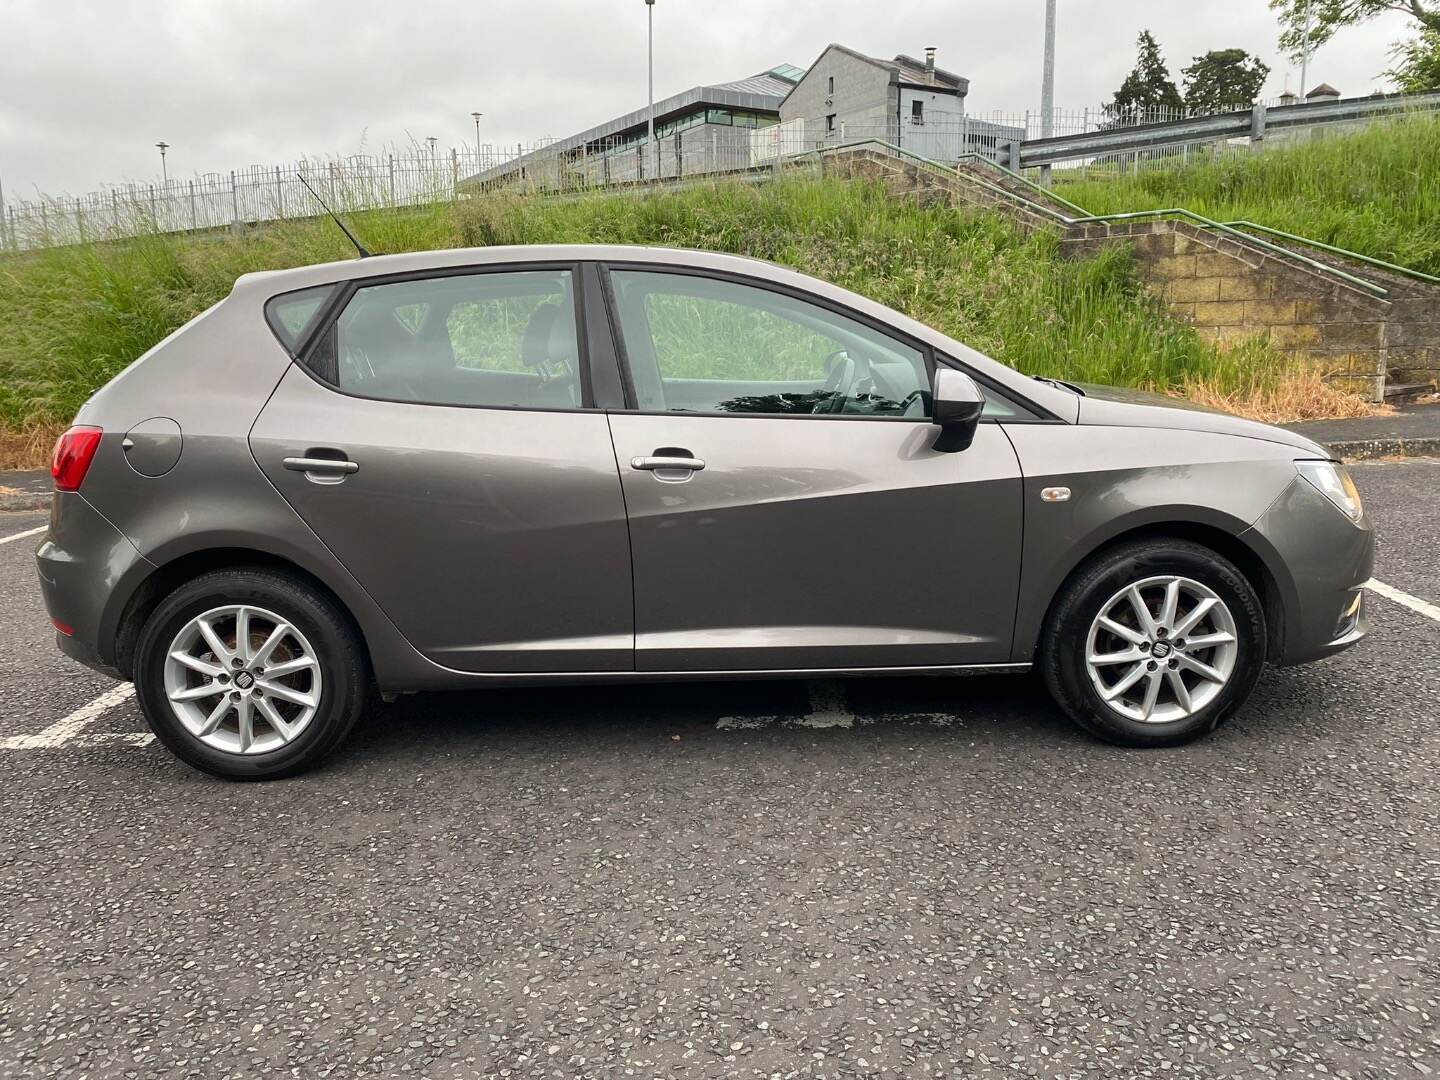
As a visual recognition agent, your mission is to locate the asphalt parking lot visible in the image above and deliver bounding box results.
[2,460,1438,1079]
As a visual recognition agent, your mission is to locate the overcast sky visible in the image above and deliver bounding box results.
[0,0,1419,199]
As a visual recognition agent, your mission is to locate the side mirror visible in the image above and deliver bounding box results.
[931,368,986,453]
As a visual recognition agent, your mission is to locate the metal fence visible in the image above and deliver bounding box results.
[0,149,500,251]
[4,91,1438,252]
[1014,89,1440,175]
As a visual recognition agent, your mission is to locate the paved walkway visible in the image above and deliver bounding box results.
[0,470,49,513]
[1285,402,1440,460]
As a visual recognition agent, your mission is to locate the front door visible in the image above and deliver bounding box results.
[250,266,633,673]
[602,267,1023,672]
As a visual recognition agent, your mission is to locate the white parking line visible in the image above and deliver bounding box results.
[1366,579,1440,624]
[0,525,45,546]
[0,683,136,750]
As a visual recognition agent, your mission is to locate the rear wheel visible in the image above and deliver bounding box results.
[134,568,368,779]
[1041,539,1266,747]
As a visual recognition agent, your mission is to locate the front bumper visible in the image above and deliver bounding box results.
[34,491,152,680]
[1246,475,1375,666]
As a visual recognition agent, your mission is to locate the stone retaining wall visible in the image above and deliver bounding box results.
[1061,220,1393,399]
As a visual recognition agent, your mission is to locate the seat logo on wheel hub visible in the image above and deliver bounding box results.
[1150,641,1173,660]
[233,671,255,690]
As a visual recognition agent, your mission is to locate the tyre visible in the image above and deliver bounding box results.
[1040,538,1266,747]
[134,568,368,779]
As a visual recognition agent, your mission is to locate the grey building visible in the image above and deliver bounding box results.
[779,45,966,152]
[470,65,806,189]
[777,44,1018,163]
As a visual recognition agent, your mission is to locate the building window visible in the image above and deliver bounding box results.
[825,114,836,133]
[827,75,834,95]
[911,100,924,125]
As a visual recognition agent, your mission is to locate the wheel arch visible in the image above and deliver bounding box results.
[1023,516,1295,665]
[111,546,374,682]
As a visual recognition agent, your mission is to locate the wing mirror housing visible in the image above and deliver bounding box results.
[931,368,986,452]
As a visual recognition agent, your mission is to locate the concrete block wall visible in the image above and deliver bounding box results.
[1062,220,1396,399]
[822,151,1061,236]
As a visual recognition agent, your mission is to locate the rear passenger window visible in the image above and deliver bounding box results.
[307,270,583,409]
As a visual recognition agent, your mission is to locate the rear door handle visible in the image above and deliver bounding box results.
[630,456,705,472]
[283,456,359,474]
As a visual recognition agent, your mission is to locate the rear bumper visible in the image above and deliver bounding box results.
[1246,476,1375,666]
[34,491,152,680]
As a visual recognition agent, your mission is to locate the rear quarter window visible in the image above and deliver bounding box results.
[264,285,337,353]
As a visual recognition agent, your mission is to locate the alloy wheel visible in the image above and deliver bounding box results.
[162,604,323,754]
[1084,575,1238,724]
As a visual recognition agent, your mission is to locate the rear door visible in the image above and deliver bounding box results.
[601,265,1025,672]
[250,265,634,673]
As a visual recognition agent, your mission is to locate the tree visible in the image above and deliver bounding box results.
[1109,31,1185,119]
[1270,0,1440,59]
[1182,49,1272,113]
[1387,26,1440,88]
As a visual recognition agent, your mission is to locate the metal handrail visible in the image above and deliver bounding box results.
[1067,209,1389,295]
[810,139,1395,296]
[1211,220,1440,287]
[948,149,1438,290]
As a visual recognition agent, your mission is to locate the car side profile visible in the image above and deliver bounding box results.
[36,244,1373,779]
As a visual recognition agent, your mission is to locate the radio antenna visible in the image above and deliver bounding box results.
[295,173,372,257]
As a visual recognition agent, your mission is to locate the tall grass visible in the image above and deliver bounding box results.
[460,177,1317,394]
[0,204,459,436]
[0,173,1369,467]
[1057,114,1440,276]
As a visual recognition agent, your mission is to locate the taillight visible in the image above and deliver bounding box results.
[51,426,103,492]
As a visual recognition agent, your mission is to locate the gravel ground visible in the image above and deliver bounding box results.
[0,461,1437,1079]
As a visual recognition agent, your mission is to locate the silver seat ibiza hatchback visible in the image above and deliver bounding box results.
[36,245,1372,779]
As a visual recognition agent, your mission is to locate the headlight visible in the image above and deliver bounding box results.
[1296,460,1364,522]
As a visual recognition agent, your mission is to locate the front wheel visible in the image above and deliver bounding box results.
[134,568,368,779]
[1040,539,1267,747]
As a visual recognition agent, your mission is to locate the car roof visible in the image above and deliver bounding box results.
[232,243,1079,420]
[232,244,787,298]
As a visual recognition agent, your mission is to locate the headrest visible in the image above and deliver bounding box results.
[521,304,562,367]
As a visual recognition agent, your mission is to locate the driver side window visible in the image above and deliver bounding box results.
[608,270,930,417]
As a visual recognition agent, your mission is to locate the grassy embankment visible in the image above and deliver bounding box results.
[1058,113,1440,277]
[9,119,1433,468]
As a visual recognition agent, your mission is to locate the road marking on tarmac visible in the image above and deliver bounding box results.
[0,683,138,750]
[0,525,46,546]
[1366,578,1440,624]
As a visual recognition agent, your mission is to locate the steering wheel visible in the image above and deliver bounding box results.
[812,351,854,413]
[897,388,931,418]
[339,345,419,401]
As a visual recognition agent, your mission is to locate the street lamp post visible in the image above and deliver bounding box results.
[646,0,657,180]
[471,111,483,169]
[156,141,170,185]
[1299,0,1313,96]
[1039,0,1056,188]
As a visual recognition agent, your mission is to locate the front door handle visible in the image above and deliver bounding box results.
[630,455,705,472]
[283,456,359,474]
